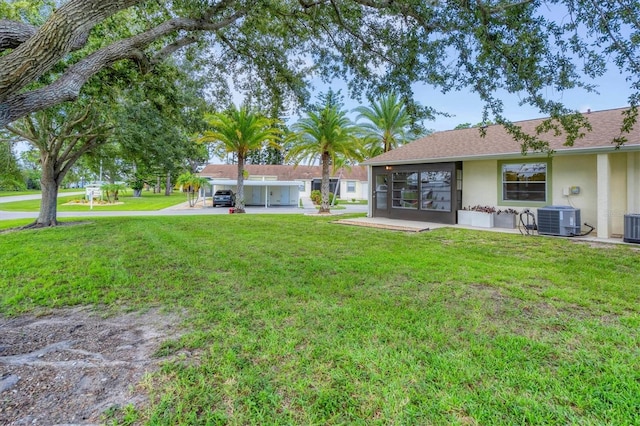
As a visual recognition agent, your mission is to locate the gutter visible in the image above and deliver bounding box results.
[362,144,640,167]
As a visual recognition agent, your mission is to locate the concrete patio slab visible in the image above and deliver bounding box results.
[334,217,443,232]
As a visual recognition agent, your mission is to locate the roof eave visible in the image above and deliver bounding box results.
[363,143,640,166]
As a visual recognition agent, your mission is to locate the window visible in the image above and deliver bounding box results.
[420,171,451,211]
[346,181,356,193]
[298,181,306,192]
[392,172,419,209]
[500,161,548,203]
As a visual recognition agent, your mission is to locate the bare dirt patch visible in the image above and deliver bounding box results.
[0,307,184,425]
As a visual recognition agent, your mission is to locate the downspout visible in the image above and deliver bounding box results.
[367,165,372,217]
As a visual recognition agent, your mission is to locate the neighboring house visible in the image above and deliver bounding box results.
[199,164,368,207]
[362,107,640,239]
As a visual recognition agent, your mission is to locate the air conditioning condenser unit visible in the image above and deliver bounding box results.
[624,214,640,243]
[537,206,581,236]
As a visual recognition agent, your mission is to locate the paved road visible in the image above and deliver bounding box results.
[0,192,368,220]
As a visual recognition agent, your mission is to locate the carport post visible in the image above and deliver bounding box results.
[265,185,268,208]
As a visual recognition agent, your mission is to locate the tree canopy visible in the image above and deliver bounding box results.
[1,1,639,150]
[199,105,282,213]
[289,97,361,213]
[355,93,421,157]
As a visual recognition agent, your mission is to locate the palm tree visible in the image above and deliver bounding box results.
[354,93,415,157]
[288,103,362,214]
[176,172,209,207]
[199,105,281,213]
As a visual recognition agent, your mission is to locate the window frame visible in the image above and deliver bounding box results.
[346,180,356,193]
[497,159,551,207]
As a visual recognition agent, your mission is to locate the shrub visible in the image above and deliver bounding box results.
[310,190,321,204]
[310,190,337,205]
[463,205,496,213]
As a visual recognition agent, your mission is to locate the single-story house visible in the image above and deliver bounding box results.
[362,107,640,239]
[199,164,368,206]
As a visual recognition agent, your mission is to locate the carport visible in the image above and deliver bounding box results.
[205,179,301,208]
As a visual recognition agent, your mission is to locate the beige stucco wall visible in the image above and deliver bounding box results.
[298,179,368,201]
[629,152,640,213]
[460,152,640,238]
[549,155,598,230]
[340,180,368,200]
[461,160,498,208]
[609,153,629,235]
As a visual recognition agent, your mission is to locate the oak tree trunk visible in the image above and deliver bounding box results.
[35,157,65,226]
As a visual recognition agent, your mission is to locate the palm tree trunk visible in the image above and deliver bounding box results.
[235,155,246,213]
[319,151,331,214]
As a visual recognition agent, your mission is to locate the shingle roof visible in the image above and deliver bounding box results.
[200,164,368,181]
[363,107,640,165]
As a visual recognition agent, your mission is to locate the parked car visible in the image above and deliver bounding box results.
[213,189,235,207]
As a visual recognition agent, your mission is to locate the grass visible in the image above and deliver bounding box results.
[1,214,639,424]
[0,219,36,230]
[0,191,186,211]
[337,199,368,205]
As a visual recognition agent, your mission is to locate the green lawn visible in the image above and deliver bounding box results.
[1,215,638,424]
[0,191,187,211]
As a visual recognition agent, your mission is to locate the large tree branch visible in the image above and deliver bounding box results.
[59,136,105,179]
[52,106,93,160]
[4,123,34,143]
[0,20,38,51]
[59,127,112,170]
[0,11,245,127]
[0,0,142,104]
[152,36,200,65]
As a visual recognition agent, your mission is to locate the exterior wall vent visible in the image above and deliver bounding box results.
[624,214,640,243]
[537,206,581,236]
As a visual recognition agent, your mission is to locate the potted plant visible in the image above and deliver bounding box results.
[458,205,496,228]
[495,208,519,229]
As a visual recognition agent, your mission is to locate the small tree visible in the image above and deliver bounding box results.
[0,141,25,190]
[101,182,127,203]
[176,172,209,207]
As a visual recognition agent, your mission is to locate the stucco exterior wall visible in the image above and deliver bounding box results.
[461,160,498,208]
[339,180,368,200]
[458,152,638,237]
[629,152,640,214]
[550,155,597,229]
[609,153,629,235]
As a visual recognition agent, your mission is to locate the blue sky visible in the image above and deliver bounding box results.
[299,1,634,133]
[314,63,632,133]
